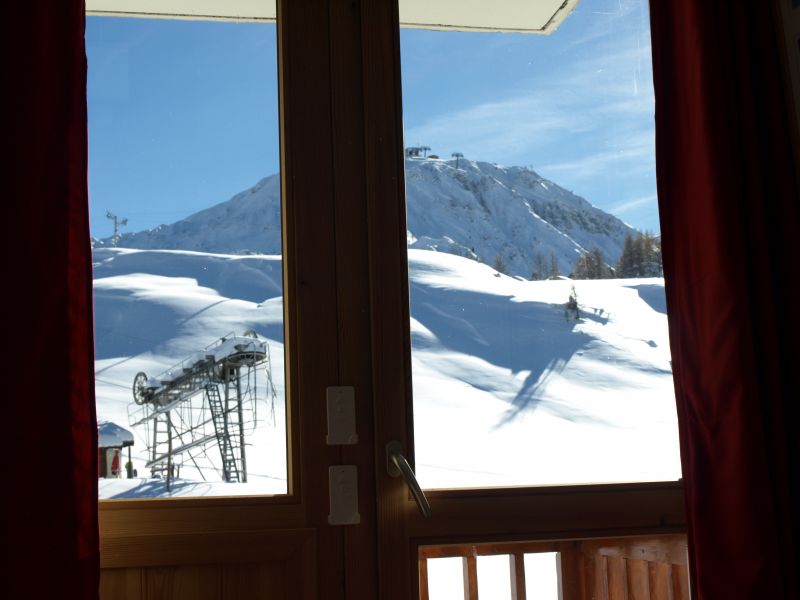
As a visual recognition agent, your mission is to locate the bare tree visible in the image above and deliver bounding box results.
[493,254,508,275]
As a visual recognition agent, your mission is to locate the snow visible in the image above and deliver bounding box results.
[407,157,640,276]
[95,159,636,278]
[210,335,267,363]
[98,420,134,448]
[91,158,677,499]
[93,248,287,499]
[93,245,679,499]
[408,249,679,488]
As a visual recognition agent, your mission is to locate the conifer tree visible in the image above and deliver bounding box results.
[531,251,547,280]
[617,234,636,278]
[574,247,610,279]
[549,253,560,279]
[656,237,663,274]
[641,232,662,276]
[616,232,663,278]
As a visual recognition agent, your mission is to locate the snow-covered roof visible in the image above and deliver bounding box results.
[98,421,134,448]
[211,336,267,362]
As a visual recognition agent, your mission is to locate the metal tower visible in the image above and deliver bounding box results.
[128,331,276,490]
[105,211,128,246]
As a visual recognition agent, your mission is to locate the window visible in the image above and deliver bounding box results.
[400,0,681,490]
[88,10,287,499]
[89,2,688,597]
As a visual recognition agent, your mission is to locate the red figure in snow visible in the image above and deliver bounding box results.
[110,449,120,478]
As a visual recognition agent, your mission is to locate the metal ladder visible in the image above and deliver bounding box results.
[205,383,240,482]
[145,412,177,490]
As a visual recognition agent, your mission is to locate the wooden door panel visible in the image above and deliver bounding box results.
[100,564,287,600]
[100,529,314,600]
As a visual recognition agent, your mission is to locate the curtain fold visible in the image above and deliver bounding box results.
[9,1,99,598]
[649,2,799,597]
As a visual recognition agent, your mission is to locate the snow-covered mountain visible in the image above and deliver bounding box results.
[405,159,635,277]
[95,158,636,277]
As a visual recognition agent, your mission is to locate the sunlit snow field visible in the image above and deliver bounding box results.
[408,250,678,488]
[94,248,287,499]
[94,246,679,499]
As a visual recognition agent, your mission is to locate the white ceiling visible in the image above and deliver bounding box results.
[85,0,580,34]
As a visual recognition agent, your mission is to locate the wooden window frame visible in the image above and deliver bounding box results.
[93,1,688,597]
[360,2,688,596]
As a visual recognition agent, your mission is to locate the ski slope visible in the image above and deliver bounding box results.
[93,248,287,499]
[407,249,679,489]
[94,247,679,499]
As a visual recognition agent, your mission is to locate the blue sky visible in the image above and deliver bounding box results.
[86,18,280,238]
[87,0,659,238]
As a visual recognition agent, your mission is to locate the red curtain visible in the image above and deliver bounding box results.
[9,1,99,598]
[650,2,799,597]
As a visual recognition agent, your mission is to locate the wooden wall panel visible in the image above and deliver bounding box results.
[100,563,286,600]
[221,563,287,598]
[578,535,688,600]
[647,562,671,600]
[143,566,221,600]
[626,559,650,600]
[100,568,142,599]
[99,528,312,600]
[671,564,690,600]
[592,555,609,600]
[606,556,628,600]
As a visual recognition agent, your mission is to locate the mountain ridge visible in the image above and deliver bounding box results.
[95,158,637,277]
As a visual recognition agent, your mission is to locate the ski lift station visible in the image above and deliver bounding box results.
[128,330,276,490]
[98,420,134,479]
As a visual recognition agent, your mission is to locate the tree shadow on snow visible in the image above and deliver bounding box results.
[106,478,201,499]
[410,283,600,425]
[93,287,284,362]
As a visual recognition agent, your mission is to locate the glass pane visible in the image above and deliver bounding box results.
[524,553,559,599]
[426,558,465,600]
[476,555,512,598]
[401,0,681,488]
[88,12,286,498]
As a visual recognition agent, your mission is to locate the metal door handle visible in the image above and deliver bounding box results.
[386,440,431,518]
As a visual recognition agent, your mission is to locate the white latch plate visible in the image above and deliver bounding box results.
[328,465,360,525]
[326,386,358,445]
